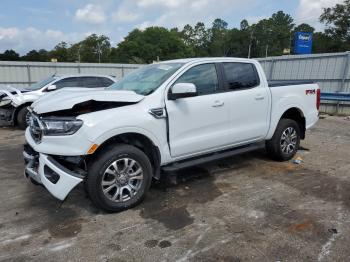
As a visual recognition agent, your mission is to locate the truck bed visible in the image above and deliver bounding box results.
[268,80,314,87]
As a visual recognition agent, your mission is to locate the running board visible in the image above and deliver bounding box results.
[162,142,265,172]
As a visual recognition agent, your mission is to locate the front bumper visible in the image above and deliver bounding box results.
[23,144,83,200]
[0,107,15,126]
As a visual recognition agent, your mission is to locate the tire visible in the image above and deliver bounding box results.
[17,106,29,130]
[266,119,300,161]
[86,144,153,212]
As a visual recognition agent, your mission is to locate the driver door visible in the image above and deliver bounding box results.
[165,63,230,158]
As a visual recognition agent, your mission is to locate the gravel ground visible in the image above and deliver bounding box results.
[0,116,349,262]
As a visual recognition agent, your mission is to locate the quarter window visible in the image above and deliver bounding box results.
[99,77,114,87]
[175,63,219,96]
[222,63,259,90]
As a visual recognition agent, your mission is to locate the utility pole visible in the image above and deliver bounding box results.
[97,43,101,63]
[77,44,81,63]
[248,30,254,59]
[265,44,269,58]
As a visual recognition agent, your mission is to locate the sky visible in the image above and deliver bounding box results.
[0,0,344,55]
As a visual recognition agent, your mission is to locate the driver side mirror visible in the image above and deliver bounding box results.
[46,84,57,92]
[168,83,197,100]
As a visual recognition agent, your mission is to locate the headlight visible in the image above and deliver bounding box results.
[41,118,83,136]
[0,99,11,107]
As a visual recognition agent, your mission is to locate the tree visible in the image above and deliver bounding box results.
[0,50,20,61]
[209,18,229,56]
[181,22,210,57]
[111,27,193,63]
[50,42,70,62]
[250,11,294,57]
[71,34,111,63]
[23,49,49,62]
[294,23,315,33]
[320,0,350,41]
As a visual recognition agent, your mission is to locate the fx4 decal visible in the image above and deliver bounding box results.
[306,89,316,95]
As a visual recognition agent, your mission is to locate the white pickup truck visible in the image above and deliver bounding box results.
[23,58,320,212]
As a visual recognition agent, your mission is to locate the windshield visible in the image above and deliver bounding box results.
[28,76,56,90]
[108,63,184,95]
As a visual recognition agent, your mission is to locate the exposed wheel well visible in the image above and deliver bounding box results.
[90,133,161,179]
[280,108,306,139]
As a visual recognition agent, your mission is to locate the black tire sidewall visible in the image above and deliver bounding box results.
[87,144,152,212]
[17,107,29,130]
[267,119,300,161]
[276,119,300,161]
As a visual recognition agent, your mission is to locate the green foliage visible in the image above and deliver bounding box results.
[0,50,20,61]
[320,0,350,41]
[22,49,49,62]
[111,27,193,63]
[0,1,349,63]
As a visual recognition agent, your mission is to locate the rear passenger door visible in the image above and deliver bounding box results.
[165,63,230,158]
[221,62,270,145]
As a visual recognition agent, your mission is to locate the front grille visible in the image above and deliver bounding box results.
[29,113,43,143]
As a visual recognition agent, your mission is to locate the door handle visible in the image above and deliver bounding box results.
[212,100,224,107]
[255,94,265,100]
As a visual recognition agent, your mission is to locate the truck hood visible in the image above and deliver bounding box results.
[32,88,145,114]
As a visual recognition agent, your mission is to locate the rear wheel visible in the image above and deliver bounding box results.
[86,144,152,212]
[266,119,300,161]
[17,106,30,130]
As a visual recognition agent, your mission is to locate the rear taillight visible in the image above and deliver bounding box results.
[316,89,321,110]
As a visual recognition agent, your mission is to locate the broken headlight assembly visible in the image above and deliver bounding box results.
[41,117,83,136]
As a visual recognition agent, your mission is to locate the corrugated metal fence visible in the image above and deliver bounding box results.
[0,61,142,88]
[257,52,350,114]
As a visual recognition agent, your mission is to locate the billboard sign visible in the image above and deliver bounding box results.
[294,32,313,54]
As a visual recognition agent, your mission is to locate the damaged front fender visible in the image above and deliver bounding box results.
[0,86,24,106]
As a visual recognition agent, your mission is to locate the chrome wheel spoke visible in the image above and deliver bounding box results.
[129,174,143,180]
[105,168,116,176]
[129,168,142,177]
[102,180,115,186]
[103,184,116,193]
[112,187,122,201]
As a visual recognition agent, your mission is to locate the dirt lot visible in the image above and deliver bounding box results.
[0,116,349,262]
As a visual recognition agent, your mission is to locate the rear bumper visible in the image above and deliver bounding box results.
[23,145,83,200]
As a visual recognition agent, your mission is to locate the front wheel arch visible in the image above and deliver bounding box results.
[14,103,32,129]
[87,132,161,179]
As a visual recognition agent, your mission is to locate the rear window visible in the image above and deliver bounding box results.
[222,63,259,90]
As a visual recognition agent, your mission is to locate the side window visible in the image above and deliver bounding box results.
[54,77,80,89]
[99,77,114,87]
[222,63,259,90]
[79,77,103,88]
[175,63,218,96]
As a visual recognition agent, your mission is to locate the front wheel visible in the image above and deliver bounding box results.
[17,106,30,130]
[86,144,152,212]
[266,119,300,161]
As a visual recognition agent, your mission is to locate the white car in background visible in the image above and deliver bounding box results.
[0,74,117,129]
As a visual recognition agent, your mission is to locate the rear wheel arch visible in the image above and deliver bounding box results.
[279,107,306,139]
[89,132,161,179]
